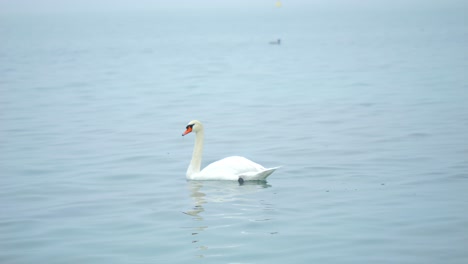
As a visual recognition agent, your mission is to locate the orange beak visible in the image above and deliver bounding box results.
[182,126,192,136]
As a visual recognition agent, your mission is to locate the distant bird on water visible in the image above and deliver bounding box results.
[269,39,281,45]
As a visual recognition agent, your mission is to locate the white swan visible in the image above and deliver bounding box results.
[182,120,279,181]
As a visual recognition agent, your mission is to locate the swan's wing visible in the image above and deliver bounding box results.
[198,156,267,180]
[197,156,279,181]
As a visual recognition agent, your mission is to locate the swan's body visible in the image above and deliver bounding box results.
[182,120,278,181]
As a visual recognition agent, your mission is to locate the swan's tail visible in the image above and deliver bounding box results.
[241,167,280,181]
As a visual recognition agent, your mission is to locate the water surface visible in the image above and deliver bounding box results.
[1,2,468,263]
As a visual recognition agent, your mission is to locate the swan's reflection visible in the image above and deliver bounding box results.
[183,180,272,258]
[183,181,207,220]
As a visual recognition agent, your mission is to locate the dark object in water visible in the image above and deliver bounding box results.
[269,39,281,45]
[238,177,244,185]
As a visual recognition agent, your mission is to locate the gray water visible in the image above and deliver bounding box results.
[1,2,468,263]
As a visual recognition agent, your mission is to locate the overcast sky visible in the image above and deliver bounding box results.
[0,0,466,15]
[2,0,272,14]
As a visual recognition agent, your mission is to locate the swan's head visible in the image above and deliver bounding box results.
[182,120,203,136]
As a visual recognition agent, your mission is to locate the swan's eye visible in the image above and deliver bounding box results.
[186,124,194,129]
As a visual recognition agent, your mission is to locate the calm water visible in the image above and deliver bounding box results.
[1,3,468,263]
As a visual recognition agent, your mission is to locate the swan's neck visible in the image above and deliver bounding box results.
[187,130,204,177]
